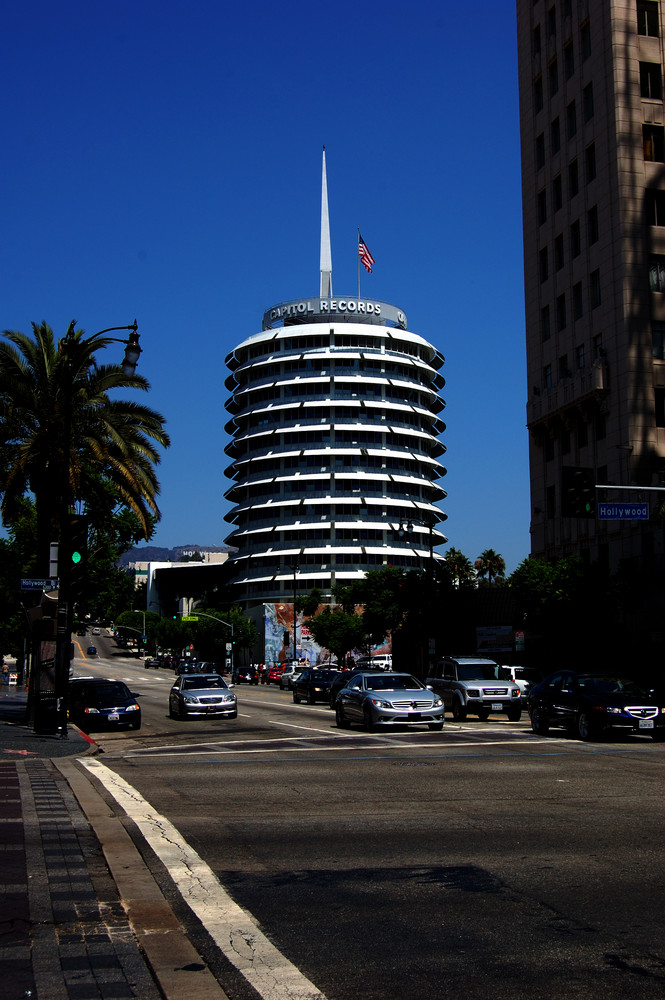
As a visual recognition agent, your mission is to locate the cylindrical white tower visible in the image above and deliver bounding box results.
[223,296,446,607]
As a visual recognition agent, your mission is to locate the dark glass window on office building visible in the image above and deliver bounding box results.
[554,233,564,270]
[536,132,546,169]
[650,255,665,291]
[547,5,557,36]
[538,188,547,224]
[552,174,562,212]
[549,59,559,97]
[647,189,665,225]
[581,20,591,60]
[570,219,581,257]
[640,62,662,100]
[533,23,542,55]
[566,100,577,139]
[534,75,544,112]
[655,387,665,427]
[551,116,561,154]
[540,246,549,282]
[541,304,551,341]
[643,124,665,161]
[573,281,583,319]
[638,1,659,38]
[569,157,579,196]
[587,204,599,244]
[653,321,665,359]
[564,40,574,79]
[557,292,566,330]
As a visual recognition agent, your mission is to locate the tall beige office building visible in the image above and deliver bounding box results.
[517,0,665,586]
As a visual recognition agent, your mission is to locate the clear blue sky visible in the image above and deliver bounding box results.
[1,0,529,574]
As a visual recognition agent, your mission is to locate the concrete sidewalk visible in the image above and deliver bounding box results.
[0,684,229,1000]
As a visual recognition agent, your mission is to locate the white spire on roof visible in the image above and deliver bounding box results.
[320,146,333,299]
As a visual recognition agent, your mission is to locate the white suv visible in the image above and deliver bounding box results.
[426,657,522,722]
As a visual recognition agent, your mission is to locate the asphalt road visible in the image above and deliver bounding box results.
[73,638,665,1000]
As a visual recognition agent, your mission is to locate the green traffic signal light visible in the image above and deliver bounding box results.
[72,551,82,564]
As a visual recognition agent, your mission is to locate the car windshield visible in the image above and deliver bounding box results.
[364,674,422,691]
[182,676,227,690]
[84,682,131,704]
[457,663,503,681]
[310,670,337,681]
[578,675,651,697]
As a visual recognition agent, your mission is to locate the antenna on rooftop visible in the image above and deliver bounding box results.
[320,146,333,299]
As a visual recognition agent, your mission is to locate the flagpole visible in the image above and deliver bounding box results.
[357,227,361,299]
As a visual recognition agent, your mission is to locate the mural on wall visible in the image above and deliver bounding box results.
[262,603,391,667]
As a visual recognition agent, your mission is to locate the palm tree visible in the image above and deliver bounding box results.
[0,321,170,573]
[474,548,506,587]
[443,547,476,588]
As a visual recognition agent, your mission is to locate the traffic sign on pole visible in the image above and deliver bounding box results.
[181,615,199,621]
[21,578,58,591]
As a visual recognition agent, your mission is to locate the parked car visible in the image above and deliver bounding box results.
[169,673,237,720]
[91,627,101,635]
[528,670,665,742]
[426,657,522,721]
[175,660,198,675]
[355,654,393,671]
[86,645,97,656]
[144,657,160,669]
[335,672,444,731]
[234,664,259,684]
[292,668,339,704]
[68,677,141,731]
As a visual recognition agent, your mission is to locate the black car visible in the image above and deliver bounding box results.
[328,668,359,707]
[233,665,259,684]
[86,645,97,655]
[292,668,339,704]
[528,670,665,742]
[68,677,141,731]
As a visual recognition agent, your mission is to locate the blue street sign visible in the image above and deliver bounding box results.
[597,502,649,520]
[20,578,58,590]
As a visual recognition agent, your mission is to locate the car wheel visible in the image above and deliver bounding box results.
[293,691,301,704]
[477,707,491,721]
[428,722,444,731]
[507,706,522,723]
[169,703,180,720]
[577,711,597,742]
[130,720,141,730]
[363,707,375,732]
[452,699,467,721]
[530,707,549,735]
[336,705,350,729]
[229,710,238,719]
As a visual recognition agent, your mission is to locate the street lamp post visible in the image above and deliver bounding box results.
[52,321,142,738]
[291,563,299,662]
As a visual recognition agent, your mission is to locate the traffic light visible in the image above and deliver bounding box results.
[561,466,596,517]
[69,515,88,598]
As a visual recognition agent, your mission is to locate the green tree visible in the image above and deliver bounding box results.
[474,548,506,588]
[306,607,367,666]
[443,548,476,587]
[0,321,170,572]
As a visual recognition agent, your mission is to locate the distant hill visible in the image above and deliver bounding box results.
[118,544,234,567]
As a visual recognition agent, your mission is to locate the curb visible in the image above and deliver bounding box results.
[55,758,230,1000]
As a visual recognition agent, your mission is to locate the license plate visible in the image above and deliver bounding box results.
[491,703,502,712]
[108,713,119,722]
[408,712,421,720]
[638,720,654,729]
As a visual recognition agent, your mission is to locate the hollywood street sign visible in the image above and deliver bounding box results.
[597,502,649,520]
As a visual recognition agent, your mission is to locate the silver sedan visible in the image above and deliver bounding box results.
[169,673,237,720]
[335,672,445,732]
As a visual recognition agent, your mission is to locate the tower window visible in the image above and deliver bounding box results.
[643,124,665,161]
[539,246,549,282]
[655,387,665,427]
[538,188,547,225]
[564,41,574,79]
[568,157,579,197]
[566,100,577,139]
[638,1,659,37]
[536,133,546,169]
[570,219,581,257]
[649,256,665,291]
[534,75,544,112]
[554,233,564,270]
[551,117,561,154]
[557,293,567,330]
[587,205,599,244]
[552,174,562,211]
[647,189,665,225]
[541,304,551,341]
[640,62,662,100]
[581,21,591,60]
[549,58,559,97]
[573,282,583,319]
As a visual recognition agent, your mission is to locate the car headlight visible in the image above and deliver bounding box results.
[370,698,391,709]
[83,707,100,714]
[467,689,480,698]
[221,695,235,704]
[127,703,140,712]
[432,696,443,707]
[511,690,520,698]
[183,695,200,704]
[606,706,623,715]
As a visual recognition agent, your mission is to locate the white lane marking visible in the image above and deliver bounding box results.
[81,759,327,1000]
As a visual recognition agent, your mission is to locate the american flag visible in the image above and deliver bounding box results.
[358,233,375,273]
